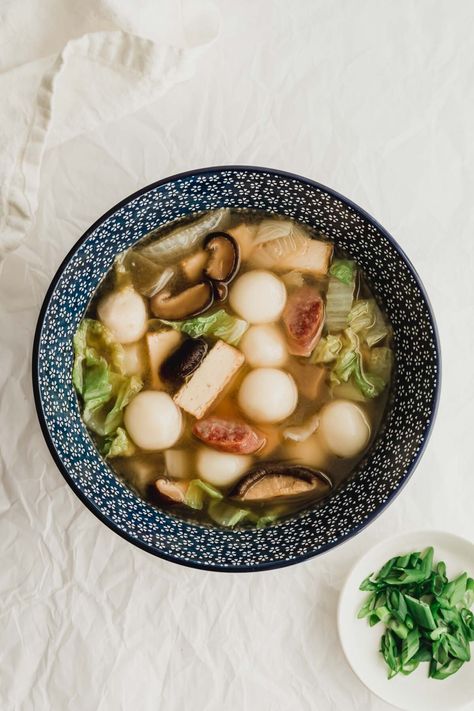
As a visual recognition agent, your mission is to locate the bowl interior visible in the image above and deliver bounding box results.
[34,167,439,571]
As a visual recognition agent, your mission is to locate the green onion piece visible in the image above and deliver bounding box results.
[376,556,399,580]
[380,630,401,678]
[413,646,432,663]
[430,626,448,641]
[358,593,376,619]
[437,561,447,578]
[375,606,392,624]
[442,580,455,601]
[460,610,474,642]
[359,574,378,592]
[432,637,449,665]
[396,554,411,568]
[401,628,420,664]
[431,574,445,597]
[388,590,408,623]
[446,633,470,662]
[464,578,474,609]
[400,659,419,675]
[358,547,474,682]
[431,658,465,680]
[421,547,434,577]
[388,618,409,640]
[405,595,437,630]
[449,572,468,606]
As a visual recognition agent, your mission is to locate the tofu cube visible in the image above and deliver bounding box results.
[173,340,245,418]
[146,330,182,389]
[286,361,327,400]
[227,222,259,261]
[280,239,333,276]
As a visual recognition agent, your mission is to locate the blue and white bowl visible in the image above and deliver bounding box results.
[33,166,440,572]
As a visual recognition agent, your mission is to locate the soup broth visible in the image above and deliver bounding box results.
[73,209,393,528]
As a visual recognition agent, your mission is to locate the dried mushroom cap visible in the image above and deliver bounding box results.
[180,250,209,282]
[160,337,209,384]
[232,463,331,502]
[150,281,214,320]
[203,232,240,283]
[155,478,188,503]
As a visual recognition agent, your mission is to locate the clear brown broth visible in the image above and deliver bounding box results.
[88,209,392,526]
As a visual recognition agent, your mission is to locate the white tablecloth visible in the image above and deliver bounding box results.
[2,2,474,709]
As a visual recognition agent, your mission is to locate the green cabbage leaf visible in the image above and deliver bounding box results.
[72,318,143,448]
[330,329,392,399]
[161,309,248,346]
[325,271,356,333]
[348,299,389,347]
[102,427,136,458]
[329,259,356,286]
[184,479,223,510]
[311,334,343,364]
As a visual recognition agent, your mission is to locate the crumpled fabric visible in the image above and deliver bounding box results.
[0,0,219,256]
[1,1,474,710]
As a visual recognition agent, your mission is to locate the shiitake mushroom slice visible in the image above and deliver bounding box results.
[231,463,332,502]
[160,337,209,384]
[150,281,214,320]
[155,478,188,503]
[203,232,240,284]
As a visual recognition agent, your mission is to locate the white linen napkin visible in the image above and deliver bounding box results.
[0,0,219,258]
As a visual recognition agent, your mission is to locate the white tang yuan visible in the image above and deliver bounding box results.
[97,286,147,344]
[196,447,251,487]
[229,270,286,324]
[318,400,371,458]
[124,391,182,450]
[238,368,298,423]
[240,324,288,368]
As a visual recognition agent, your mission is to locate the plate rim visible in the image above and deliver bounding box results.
[32,165,442,572]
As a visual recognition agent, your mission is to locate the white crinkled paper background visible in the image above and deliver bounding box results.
[1,1,474,709]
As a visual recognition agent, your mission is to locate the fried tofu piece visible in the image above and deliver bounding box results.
[146,330,182,389]
[279,239,333,276]
[227,223,259,261]
[286,361,327,401]
[173,340,245,418]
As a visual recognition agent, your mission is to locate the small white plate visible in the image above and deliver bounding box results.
[338,530,474,711]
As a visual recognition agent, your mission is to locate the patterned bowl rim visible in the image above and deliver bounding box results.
[32,165,441,572]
